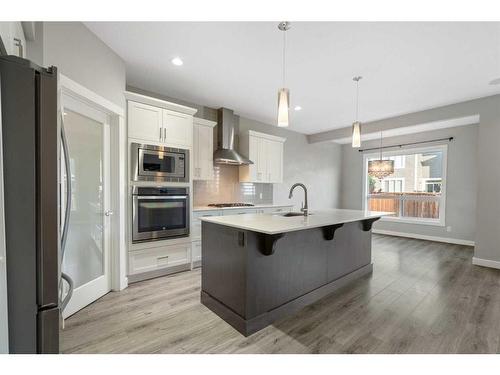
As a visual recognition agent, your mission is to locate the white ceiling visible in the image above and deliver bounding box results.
[85,22,500,135]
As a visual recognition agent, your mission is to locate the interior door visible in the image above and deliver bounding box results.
[60,94,111,318]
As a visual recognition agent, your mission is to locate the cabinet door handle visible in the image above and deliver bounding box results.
[163,128,166,141]
[157,255,169,260]
[160,127,162,141]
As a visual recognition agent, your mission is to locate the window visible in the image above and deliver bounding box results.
[389,155,406,169]
[382,178,404,193]
[363,145,447,226]
[422,178,442,193]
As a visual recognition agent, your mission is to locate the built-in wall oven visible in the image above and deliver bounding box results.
[131,143,189,182]
[132,186,190,242]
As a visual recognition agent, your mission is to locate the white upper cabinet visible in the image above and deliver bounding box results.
[193,118,217,180]
[267,139,284,183]
[239,130,286,184]
[126,92,197,148]
[128,101,163,143]
[163,109,193,148]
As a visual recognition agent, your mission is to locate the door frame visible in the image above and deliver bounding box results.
[60,75,127,295]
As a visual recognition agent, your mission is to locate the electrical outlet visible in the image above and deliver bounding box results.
[446,226,452,232]
[259,192,263,199]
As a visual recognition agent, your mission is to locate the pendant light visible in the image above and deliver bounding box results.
[352,76,362,148]
[277,21,291,127]
[368,132,394,179]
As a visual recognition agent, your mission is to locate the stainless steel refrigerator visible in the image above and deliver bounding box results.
[0,55,59,353]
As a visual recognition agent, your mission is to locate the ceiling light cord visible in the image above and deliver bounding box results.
[355,78,359,121]
[282,28,286,87]
[353,76,362,122]
[379,131,383,160]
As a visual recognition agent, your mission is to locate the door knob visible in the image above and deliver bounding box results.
[104,210,114,216]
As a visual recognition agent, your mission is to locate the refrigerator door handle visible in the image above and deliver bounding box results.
[60,109,74,313]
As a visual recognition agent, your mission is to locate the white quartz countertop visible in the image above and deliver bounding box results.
[199,209,393,235]
[193,204,293,212]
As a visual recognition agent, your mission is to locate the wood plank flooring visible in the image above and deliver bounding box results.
[61,235,500,354]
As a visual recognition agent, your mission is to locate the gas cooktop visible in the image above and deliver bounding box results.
[207,203,255,208]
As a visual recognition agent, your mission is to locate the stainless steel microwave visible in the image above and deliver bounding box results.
[131,143,189,182]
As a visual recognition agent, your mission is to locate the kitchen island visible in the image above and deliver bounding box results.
[200,209,391,336]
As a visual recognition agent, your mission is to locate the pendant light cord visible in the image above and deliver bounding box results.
[282,28,286,87]
[355,79,359,121]
[379,131,383,160]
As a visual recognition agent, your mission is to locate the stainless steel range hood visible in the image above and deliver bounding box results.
[214,108,253,165]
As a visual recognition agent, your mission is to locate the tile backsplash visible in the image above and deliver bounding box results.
[193,164,273,206]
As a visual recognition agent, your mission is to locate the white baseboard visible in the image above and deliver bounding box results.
[372,229,475,247]
[472,257,500,270]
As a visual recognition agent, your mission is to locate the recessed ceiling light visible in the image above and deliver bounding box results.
[489,77,500,85]
[171,57,183,66]
[294,106,302,111]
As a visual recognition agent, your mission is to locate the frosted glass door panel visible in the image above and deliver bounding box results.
[62,109,105,289]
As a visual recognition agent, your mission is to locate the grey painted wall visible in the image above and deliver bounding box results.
[326,94,499,262]
[340,124,478,242]
[31,22,126,109]
[238,117,342,210]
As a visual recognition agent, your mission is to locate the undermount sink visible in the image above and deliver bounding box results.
[280,212,311,217]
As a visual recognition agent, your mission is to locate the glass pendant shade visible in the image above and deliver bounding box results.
[368,159,394,179]
[277,88,290,127]
[352,121,361,148]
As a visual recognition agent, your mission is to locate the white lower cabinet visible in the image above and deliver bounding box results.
[192,209,222,241]
[190,210,223,268]
[129,242,191,276]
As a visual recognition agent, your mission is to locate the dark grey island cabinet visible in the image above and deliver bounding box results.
[200,209,390,336]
